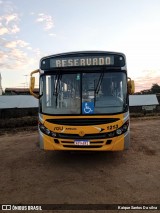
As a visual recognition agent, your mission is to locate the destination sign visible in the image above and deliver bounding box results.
[49,56,114,68]
[40,53,126,70]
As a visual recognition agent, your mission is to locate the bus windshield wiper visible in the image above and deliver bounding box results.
[53,74,62,106]
[39,93,43,98]
[94,71,104,105]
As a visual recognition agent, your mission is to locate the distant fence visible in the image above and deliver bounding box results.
[0,108,38,119]
[1,106,160,119]
[130,105,160,114]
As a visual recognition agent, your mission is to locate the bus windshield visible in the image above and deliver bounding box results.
[40,71,127,115]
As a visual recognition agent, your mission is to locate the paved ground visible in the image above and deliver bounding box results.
[0,118,160,212]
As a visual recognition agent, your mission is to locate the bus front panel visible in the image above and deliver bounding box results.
[38,112,130,151]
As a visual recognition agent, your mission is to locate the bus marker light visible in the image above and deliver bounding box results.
[45,129,51,135]
[122,125,128,131]
[51,132,57,137]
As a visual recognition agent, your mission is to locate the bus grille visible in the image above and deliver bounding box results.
[58,133,107,139]
[61,140,104,149]
[46,118,119,126]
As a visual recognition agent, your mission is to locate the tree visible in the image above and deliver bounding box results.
[150,84,160,94]
[138,83,160,94]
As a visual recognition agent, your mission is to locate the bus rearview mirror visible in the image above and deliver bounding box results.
[29,69,40,99]
[30,77,35,91]
[128,79,135,94]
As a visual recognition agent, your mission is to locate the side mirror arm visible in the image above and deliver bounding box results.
[29,69,40,99]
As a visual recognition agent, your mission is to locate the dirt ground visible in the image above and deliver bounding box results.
[0,118,160,212]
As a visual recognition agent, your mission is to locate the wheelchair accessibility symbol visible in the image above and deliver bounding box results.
[82,102,94,114]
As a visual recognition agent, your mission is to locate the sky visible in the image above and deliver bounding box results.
[0,0,160,92]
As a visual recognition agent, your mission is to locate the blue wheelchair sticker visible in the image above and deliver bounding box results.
[82,102,94,114]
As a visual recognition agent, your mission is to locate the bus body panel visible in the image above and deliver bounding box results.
[40,133,125,151]
[38,112,130,151]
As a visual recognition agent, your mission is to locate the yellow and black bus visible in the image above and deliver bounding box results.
[30,51,135,151]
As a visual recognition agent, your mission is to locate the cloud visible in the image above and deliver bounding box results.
[0,35,39,72]
[0,1,47,88]
[0,46,40,72]
[0,47,27,69]
[0,3,26,70]
[10,24,20,33]
[5,40,30,48]
[0,0,16,14]
[36,13,54,30]
[0,36,45,74]
[134,69,160,92]
[0,13,20,35]
[0,25,20,35]
[48,33,56,37]
[5,13,19,25]
[0,27,9,35]
[0,13,19,25]
[27,47,32,50]
[0,4,44,76]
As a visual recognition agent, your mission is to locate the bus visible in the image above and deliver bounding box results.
[30,51,135,151]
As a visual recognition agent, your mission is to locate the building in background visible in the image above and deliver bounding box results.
[129,94,159,114]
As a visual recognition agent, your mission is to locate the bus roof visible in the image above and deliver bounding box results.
[41,51,126,60]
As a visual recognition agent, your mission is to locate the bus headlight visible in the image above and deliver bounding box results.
[115,120,129,136]
[39,122,57,137]
[107,120,129,138]
[116,129,122,135]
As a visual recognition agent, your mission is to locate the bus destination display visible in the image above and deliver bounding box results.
[50,56,114,68]
[40,53,125,70]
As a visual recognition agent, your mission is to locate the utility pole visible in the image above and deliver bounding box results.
[0,73,3,95]
[24,74,28,88]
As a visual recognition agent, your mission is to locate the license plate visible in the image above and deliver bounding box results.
[74,140,90,146]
